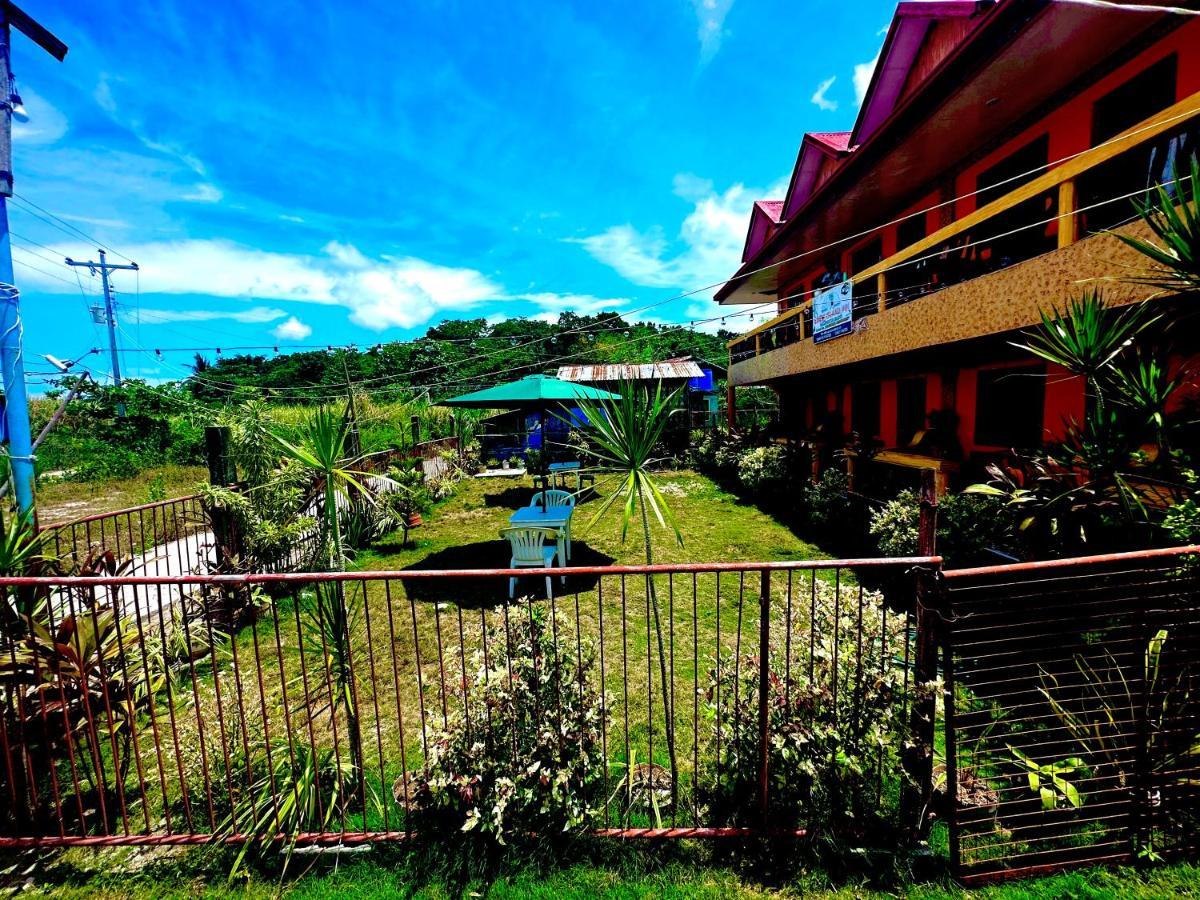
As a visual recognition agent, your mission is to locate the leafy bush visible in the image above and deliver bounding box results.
[703,580,908,835]
[736,444,791,495]
[807,469,851,532]
[870,489,1015,566]
[409,608,607,845]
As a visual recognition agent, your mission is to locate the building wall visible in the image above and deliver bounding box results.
[771,17,1200,319]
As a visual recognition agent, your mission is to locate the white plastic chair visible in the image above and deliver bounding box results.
[530,490,576,560]
[530,489,575,510]
[501,526,564,599]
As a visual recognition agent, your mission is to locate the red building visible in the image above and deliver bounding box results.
[718,0,1200,489]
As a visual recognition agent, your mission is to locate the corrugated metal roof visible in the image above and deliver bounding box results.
[557,358,705,383]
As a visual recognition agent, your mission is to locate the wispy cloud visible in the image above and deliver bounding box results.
[577,172,788,297]
[11,87,68,146]
[691,0,735,63]
[810,76,838,112]
[182,183,223,203]
[273,316,312,341]
[131,305,287,325]
[853,51,880,106]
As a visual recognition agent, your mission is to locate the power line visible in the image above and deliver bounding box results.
[8,193,136,263]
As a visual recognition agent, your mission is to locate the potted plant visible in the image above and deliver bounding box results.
[385,464,430,544]
[486,456,500,471]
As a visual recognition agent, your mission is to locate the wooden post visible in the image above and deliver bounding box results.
[1057,179,1077,249]
[877,271,888,311]
[204,426,236,486]
[410,414,421,447]
[902,468,941,842]
[726,384,737,432]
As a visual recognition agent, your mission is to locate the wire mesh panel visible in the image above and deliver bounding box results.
[0,559,924,847]
[944,548,1200,883]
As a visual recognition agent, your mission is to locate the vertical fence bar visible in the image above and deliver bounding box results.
[757,568,771,825]
[901,469,940,840]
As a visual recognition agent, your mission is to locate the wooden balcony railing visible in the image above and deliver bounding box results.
[727,90,1200,368]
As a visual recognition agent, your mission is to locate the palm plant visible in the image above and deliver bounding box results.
[1013,289,1159,411]
[272,405,376,781]
[565,379,683,804]
[1116,152,1200,295]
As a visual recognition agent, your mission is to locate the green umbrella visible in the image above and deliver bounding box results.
[441,374,621,465]
[440,373,621,409]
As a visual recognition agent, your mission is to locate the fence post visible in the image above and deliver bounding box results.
[902,469,941,841]
[204,426,237,486]
[758,568,771,826]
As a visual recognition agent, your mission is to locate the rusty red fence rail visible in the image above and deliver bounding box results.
[942,545,1200,884]
[38,495,209,578]
[0,557,931,846]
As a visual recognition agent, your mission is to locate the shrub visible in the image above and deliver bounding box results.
[737,444,791,495]
[807,469,851,532]
[702,581,908,836]
[409,608,606,845]
[869,489,1015,566]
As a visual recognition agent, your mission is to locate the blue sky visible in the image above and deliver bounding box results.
[11,0,892,386]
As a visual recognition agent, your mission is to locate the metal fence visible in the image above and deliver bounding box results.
[942,546,1200,884]
[38,496,210,578]
[0,558,930,846]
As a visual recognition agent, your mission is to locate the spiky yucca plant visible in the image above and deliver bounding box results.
[1117,152,1200,295]
[564,379,683,804]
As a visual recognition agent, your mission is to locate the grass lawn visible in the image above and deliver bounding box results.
[8,845,1198,898]
[146,468,871,834]
[35,464,207,524]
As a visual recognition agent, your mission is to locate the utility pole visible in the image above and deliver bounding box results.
[0,2,67,518]
[66,250,138,415]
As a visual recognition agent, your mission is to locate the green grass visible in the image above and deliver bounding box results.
[35,464,207,524]
[7,845,1198,898]
[145,469,851,834]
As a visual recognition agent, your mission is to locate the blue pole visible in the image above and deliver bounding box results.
[0,195,36,516]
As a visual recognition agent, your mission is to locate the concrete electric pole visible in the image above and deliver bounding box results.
[0,2,67,517]
[66,250,139,413]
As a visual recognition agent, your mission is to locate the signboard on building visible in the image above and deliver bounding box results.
[812,280,853,344]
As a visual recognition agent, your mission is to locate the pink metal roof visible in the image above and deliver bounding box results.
[807,132,853,153]
[755,200,785,222]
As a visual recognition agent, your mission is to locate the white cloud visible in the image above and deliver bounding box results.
[578,173,788,296]
[273,316,313,341]
[132,305,287,325]
[691,0,735,63]
[854,51,881,106]
[520,292,626,316]
[182,183,223,203]
[24,237,630,333]
[811,76,839,112]
[11,87,68,145]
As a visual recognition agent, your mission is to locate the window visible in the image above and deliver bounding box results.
[973,365,1045,449]
[897,213,927,252]
[1091,55,1177,147]
[973,135,1056,271]
[976,134,1050,209]
[1079,55,1185,235]
[851,381,882,440]
[896,377,927,447]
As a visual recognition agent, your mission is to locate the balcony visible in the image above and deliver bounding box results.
[727,93,1200,387]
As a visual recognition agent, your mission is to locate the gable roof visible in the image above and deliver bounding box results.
[781,131,855,221]
[741,200,786,262]
[852,1,984,145]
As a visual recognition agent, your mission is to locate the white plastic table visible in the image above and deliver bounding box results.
[509,504,573,563]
